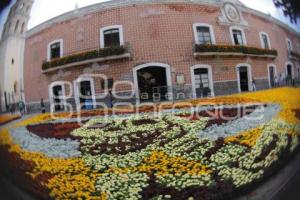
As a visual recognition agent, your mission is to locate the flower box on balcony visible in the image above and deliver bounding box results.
[194,44,278,59]
[42,46,130,73]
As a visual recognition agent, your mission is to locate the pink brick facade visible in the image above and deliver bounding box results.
[23,1,300,111]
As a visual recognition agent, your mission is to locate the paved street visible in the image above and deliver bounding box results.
[271,166,300,200]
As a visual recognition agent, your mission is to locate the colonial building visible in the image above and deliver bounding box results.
[23,0,300,112]
[0,0,34,112]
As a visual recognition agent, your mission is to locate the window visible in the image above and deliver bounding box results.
[286,38,293,52]
[193,23,216,45]
[47,39,63,61]
[101,78,114,90]
[100,25,124,48]
[6,23,11,34]
[260,32,271,49]
[14,20,19,32]
[197,27,211,44]
[232,29,244,45]
[21,22,25,33]
[50,42,61,59]
[104,29,120,47]
[230,27,246,46]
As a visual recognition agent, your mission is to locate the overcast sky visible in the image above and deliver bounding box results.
[0,0,299,36]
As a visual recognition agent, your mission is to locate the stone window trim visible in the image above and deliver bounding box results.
[100,25,124,48]
[229,26,247,46]
[193,23,216,45]
[47,39,64,61]
[259,32,271,49]
[286,38,293,52]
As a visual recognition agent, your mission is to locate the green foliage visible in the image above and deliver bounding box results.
[194,44,278,56]
[42,46,127,71]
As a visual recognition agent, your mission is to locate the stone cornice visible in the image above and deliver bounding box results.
[26,0,300,38]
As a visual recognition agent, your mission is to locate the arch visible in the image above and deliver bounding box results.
[190,64,214,98]
[236,63,252,92]
[267,64,277,88]
[133,62,173,104]
[285,61,294,78]
[14,20,19,32]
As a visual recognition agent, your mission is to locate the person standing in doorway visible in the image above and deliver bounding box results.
[41,98,46,113]
[108,90,114,108]
[18,100,25,116]
[252,79,257,92]
[274,75,278,87]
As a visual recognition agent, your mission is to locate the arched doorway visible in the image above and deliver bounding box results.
[74,77,96,110]
[133,63,172,103]
[236,64,252,92]
[190,64,214,98]
[286,64,293,78]
[285,62,294,85]
[268,65,277,88]
[48,82,66,112]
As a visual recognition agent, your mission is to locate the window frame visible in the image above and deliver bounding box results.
[229,26,247,46]
[100,25,124,48]
[259,32,271,49]
[193,23,216,45]
[47,39,64,61]
[286,38,293,52]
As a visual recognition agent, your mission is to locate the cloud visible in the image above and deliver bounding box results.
[28,0,109,29]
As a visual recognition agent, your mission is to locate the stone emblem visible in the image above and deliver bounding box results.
[224,3,240,23]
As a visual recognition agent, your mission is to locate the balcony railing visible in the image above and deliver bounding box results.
[193,44,278,59]
[289,50,300,61]
[42,45,131,73]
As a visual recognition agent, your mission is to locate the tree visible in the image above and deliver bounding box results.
[273,0,300,24]
[0,0,11,13]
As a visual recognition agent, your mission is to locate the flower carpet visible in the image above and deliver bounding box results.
[0,114,21,126]
[0,87,300,200]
